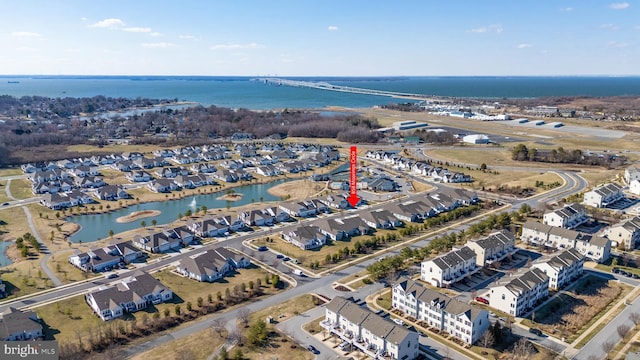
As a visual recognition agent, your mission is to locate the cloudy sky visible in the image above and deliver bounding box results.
[0,0,638,76]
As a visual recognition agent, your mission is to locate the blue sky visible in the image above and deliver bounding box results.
[0,0,638,76]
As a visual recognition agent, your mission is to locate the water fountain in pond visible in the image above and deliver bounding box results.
[190,197,197,208]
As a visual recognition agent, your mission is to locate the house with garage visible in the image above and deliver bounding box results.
[85,270,173,321]
[175,247,250,282]
[187,217,229,237]
[322,296,420,360]
[281,225,327,250]
[132,229,183,253]
[488,268,549,317]
[95,185,129,201]
[392,277,489,345]
[360,209,402,229]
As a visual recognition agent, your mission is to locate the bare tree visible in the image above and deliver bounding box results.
[238,307,251,328]
[630,312,640,326]
[617,324,630,339]
[508,338,535,360]
[479,329,495,348]
[211,318,226,338]
[601,341,614,359]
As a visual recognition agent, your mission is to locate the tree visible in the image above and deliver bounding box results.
[238,307,251,328]
[602,341,614,359]
[186,302,192,312]
[108,229,114,239]
[174,305,181,316]
[232,348,243,360]
[151,219,157,227]
[630,312,640,326]
[617,324,630,338]
[197,297,203,308]
[247,319,268,347]
[219,347,228,360]
[140,220,147,228]
[479,329,495,348]
[211,318,226,337]
[164,308,171,318]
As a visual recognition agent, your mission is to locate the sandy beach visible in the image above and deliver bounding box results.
[216,193,244,202]
[116,210,161,223]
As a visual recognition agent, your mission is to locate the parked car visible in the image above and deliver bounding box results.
[612,267,620,274]
[529,328,543,336]
[339,341,350,350]
[393,318,405,326]
[475,296,489,305]
[307,345,319,354]
[107,273,118,279]
[1,202,9,206]
[257,246,268,251]
[276,254,284,259]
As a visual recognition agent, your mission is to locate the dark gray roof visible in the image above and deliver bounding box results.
[0,307,41,340]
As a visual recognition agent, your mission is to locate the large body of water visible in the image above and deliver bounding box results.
[2,76,640,110]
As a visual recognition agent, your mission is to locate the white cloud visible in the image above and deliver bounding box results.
[469,24,503,33]
[179,35,197,40]
[600,23,620,30]
[608,41,629,48]
[150,32,162,37]
[560,7,573,12]
[123,27,152,33]
[210,43,265,50]
[517,43,533,49]
[328,25,339,31]
[89,18,126,28]
[11,31,42,38]
[142,42,177,48]
[609,2,630,9]
[17,46,38,52]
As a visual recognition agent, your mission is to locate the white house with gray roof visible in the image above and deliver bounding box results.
[542,203,588,229]
[392,277,489,344]
[176,247,250,282]
[421,246,478,287]
[606,216,640,250]
[522,221,611,262]
[582,182,624,208]
[281,225,327,250]
[322,296,419,360]
[85,270,173,321]
[531,248,584,290]
[489,267,549,317]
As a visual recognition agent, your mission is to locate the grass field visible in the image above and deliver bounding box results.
[9,178,34,199]
[129,328,225,360]
[248,294,318,326]
[46,249,100,283]
[151,266,282,316]
[0,259,54,299]
[36,294,108,345]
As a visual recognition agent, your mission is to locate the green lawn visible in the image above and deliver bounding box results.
[9,178,34,199]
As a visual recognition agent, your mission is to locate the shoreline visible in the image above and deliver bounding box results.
[216,193,243,202]
[116,210,162,223]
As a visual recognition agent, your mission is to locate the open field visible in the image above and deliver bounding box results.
[0,259,54,299]
[67,143,169,155]
[9,178,33,199]
[46,249,101,283]
[36,294,108,345]
[0,168,22,177]
[247,293,319,328]
[129,328,225,360]
[520,275,629,343]
[268,179,326,199]
[151,266,283,316]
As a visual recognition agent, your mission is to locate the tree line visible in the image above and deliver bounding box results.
[511,144,626,168]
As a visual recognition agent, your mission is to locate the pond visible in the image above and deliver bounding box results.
[68,179,290,243]
[0,240,13,267]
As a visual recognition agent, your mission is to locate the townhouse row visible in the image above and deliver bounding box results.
[522,221,611,262]
[392,277,490,345]
[322,296,420,360]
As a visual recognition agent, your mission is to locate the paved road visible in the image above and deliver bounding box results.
[20,206,63,286]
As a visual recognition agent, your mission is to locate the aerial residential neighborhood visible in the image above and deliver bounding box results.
[3,6,640,358]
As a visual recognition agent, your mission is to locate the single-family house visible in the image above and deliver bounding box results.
[281,225,327,250]
[0,307,43,341]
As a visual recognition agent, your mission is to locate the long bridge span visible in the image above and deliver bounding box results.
[254,77,432,101]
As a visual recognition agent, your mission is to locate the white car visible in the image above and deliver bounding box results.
[393,318,404,326]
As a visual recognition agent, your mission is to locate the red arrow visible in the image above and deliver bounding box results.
[347,145,360,207]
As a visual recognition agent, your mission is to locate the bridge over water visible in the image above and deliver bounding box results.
[255,77,431,100]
